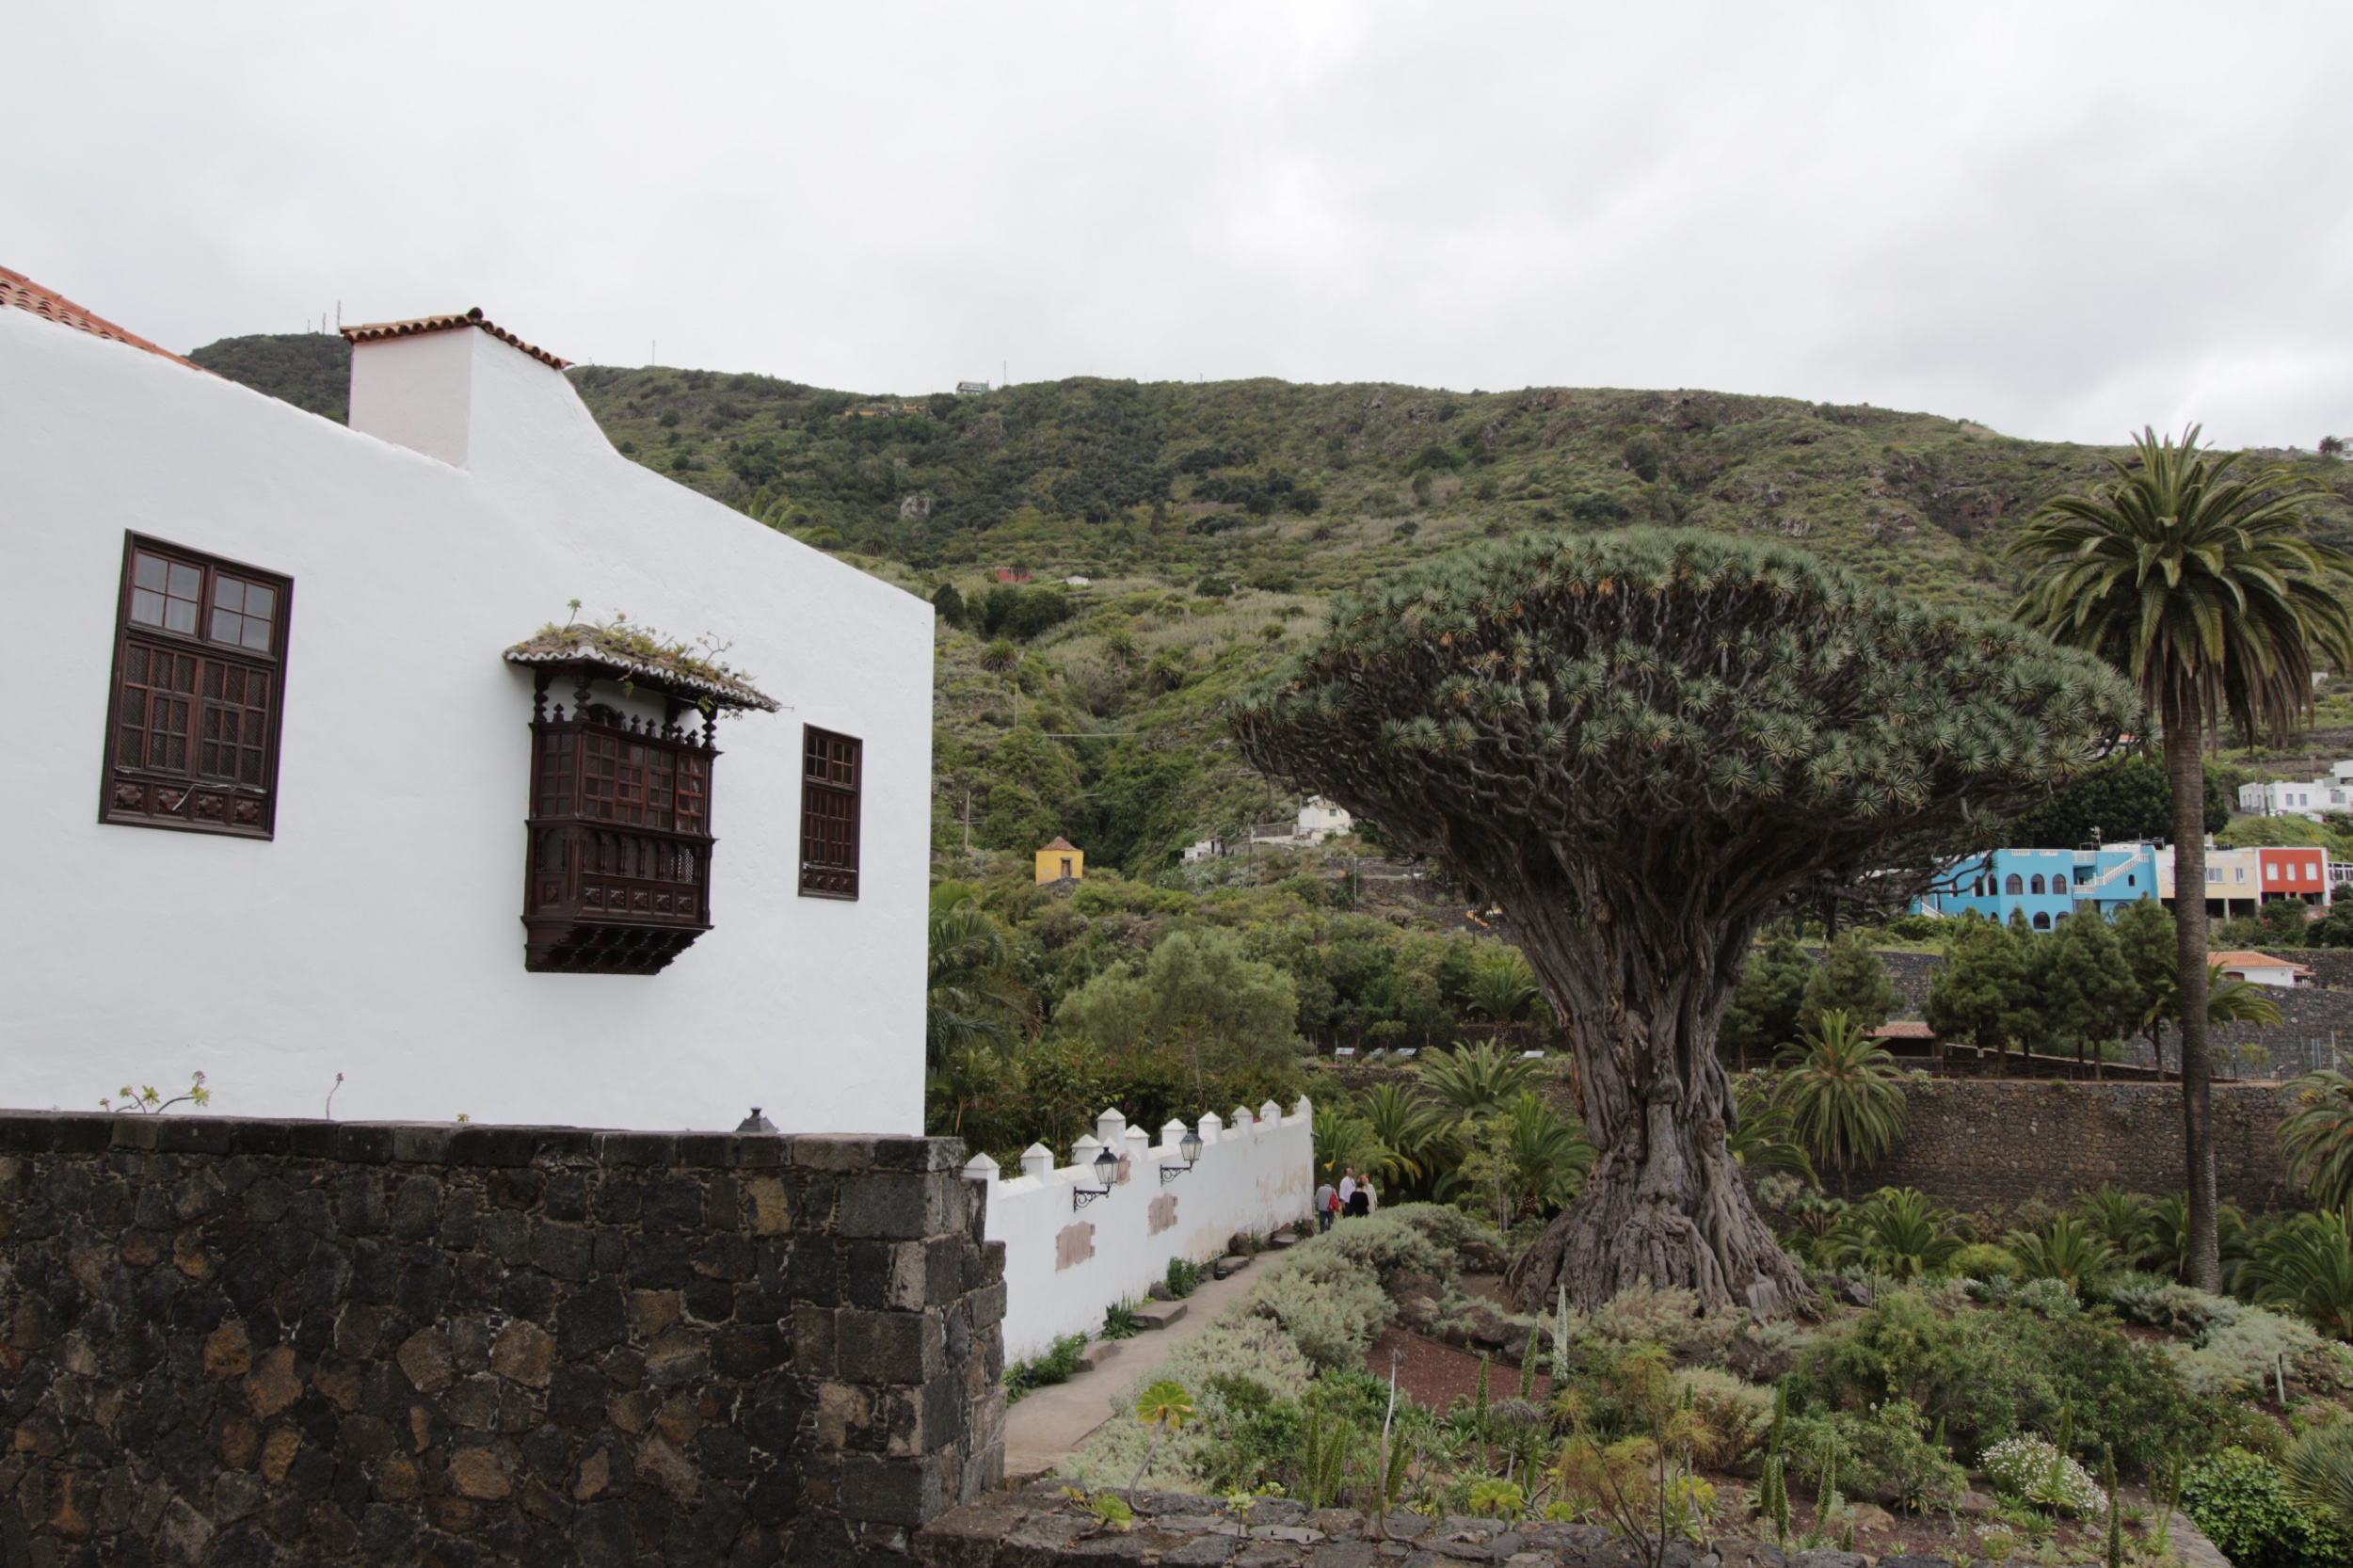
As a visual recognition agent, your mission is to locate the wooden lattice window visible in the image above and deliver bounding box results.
[100,535,291,839]
[800,727,862,899]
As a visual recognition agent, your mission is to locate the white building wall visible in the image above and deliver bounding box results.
[0,307,933,1134]
[967,1101,1315,1364]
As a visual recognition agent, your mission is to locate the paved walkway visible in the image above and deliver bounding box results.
[1000,1262,1266,1480]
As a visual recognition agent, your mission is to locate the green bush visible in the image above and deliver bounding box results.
[1787,1397,1970,1511]
[1793,1288,2209,1468]
[1006,1334,1090,1402]
[2183,1447,2353,1568]
[1321,1210,1449,1279]
[1947,1241,2024,1280]
[1165,1256,1209,1299]
[2169,1305,2325,1400]
[1238,1235,1396,1369]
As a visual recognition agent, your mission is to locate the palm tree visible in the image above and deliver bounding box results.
[2282,1065,2353,1211]
[2005,1214,2122,1290]
[2239,1208,2353,1340]
[2009,425,2353,1290]
[1841,1187,1962,1280]
[976,638,1025,722]
[1360,1081,1448,1191]
[1465,951,1545,1048]
[1772,1010,1910,1195]
[926,886,1030,1068]
[1420,1040,1538,1117]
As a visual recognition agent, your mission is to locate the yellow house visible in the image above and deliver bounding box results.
[1035,837,1083,884]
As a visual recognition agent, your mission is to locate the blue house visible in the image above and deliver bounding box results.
[1914,842,2162,930]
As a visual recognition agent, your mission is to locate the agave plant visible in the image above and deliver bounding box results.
[1773,1011,1911,1196]
[2238,1209,2353,1341]
[2281,1066,2353,1212]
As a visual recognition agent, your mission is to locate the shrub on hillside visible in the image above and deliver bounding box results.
[2184,1446,2353,1568]
[1584,1282,1742,1355]
[1674,1368,1775,1466]
[1238,1240,1394,1369]
[1793,1288,2209,1468]
[1789,1398,1971,1512]
[2169,1304,2326,1400]
[1321,1210,1449,1279]
[1980,1434,2107,1515]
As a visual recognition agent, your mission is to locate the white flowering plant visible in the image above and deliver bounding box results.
[1980,1435,2108,1516]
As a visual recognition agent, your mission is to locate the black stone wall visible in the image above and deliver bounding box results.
[1865,1079,2300,1215]
[0,1113,1004,1568]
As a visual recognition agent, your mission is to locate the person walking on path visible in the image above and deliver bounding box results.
[1313,1177,1336,1233]
[1337,1169,1358,1219]
[1347,1178,1371,1219]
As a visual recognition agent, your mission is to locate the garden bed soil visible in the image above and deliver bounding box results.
[1365,1325,1553,1408]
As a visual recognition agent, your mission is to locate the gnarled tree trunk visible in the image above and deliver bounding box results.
[1501,894,1805,1315]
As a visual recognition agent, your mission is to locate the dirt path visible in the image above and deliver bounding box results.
[1000,1265,1265,1480]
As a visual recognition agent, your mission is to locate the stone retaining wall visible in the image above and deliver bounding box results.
[1865,1079,2300,1214]
[1314,1063,2303,1216]
[0,1112,1005,1567]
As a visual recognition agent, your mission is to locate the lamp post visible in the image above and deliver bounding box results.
[1160,1127,1204,1184]
[1073,1144,1121,1209]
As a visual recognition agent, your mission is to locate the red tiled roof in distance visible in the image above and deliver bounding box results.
[341,306,570,370]
[0,265,204,370]
[1870,1020,1937,1040]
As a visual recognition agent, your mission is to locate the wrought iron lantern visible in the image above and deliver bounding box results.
[1073,1144,1121,1209]
[1161,1127,1205,1184]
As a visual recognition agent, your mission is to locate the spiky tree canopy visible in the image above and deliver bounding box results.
[1235,529,2137,921]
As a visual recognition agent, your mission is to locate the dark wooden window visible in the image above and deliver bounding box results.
[100,535,291,839]
[800,727,861,899]
[522,691,718,975]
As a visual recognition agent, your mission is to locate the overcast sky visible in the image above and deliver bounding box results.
[8,3,2348,447]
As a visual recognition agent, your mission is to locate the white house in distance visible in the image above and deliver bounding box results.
[0,268,932,1132]
[2212,951,2315,989]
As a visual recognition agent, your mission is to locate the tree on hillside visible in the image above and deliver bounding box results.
[1235,528,2133,1310]
[1465,950,1547,1047]
[1721,924,1812,1070]
[931,582,968,630]
[2001,752,2229,848]
[1800,932,1902,1033]
[2111,899,2179,1064]
[2041,911,2142,1074]
[2009,425,2353,1290]
[1924,914,2033,1068]
[1773,1011,1911,1198]
[925,884,1030,1069]
[1055,927,1301,1105]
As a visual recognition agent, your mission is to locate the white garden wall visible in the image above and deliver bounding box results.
[966,1099,1316,1363]
[0,306,932,1135]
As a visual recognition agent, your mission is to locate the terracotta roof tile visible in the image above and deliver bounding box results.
[342,306,569,370]
[2212,951,2305,969]
[1871,1020,1937,1039]
[0,265,203,370]
[1041,837,1079,852]
[504,625,778,712]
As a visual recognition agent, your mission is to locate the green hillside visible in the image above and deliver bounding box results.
[190,334,2353,872]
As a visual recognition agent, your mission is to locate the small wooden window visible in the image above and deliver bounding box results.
[800,727,861,899]
[101,535,291,839]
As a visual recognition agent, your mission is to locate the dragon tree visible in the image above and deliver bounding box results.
[1235,529,2135,1312]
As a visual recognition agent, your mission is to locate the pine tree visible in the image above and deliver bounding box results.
[1801,931,1904,1033]
[2042,910,2142,1074]
[1722,923,1812,1068]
